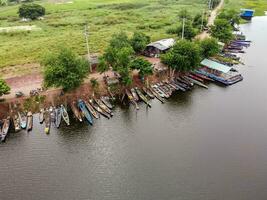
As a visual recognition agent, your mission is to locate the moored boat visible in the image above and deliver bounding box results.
[142,87,155,99]
[39,109,44,124]
[131,88,139,101]
[18,112,27,129]
[70,102,83,122]
[1,117,10,142]
[89,99,111,119]
[78,100,93,125]
[55,107,62,128]
[149,86,165,103]
[13,113,21,132]
[184,76,209,89]
[135,87,151,107]
[100,96,113,110]
[84,100,100,119]
[94,98,113,116]
[26,111,33,132]
[44,109,51,134]
[126,89,139,110]
[60,105,70,126]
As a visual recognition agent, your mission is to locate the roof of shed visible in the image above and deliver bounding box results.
[147,38,175,51]
[201,59,231,73]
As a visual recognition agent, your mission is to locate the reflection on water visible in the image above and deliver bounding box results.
[1,17,267,200]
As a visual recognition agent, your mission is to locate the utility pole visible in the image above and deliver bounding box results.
[201,10,205,32]
[84,24,92,72]
[182,18,185,39]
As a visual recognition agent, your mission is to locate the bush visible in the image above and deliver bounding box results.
[18,3,45,20]
[130,32,150,53]
[199,38,220,58]
[0,79,10,96]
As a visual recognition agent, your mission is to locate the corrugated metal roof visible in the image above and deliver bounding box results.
[147,38,175,51]
[200,59,231,73]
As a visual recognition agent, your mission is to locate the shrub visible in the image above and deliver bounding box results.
[18,3,45,20]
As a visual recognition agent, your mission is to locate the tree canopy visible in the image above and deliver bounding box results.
[161,40,201,72]
[211,19,233,43]
[129,57,153,78]
[199,38,220,58]
[178,9,192,20]
[18,3,45,20]
[218,9,241,26]
[43,47,89,91]
[0,79,10,96]
[130,32,150,54]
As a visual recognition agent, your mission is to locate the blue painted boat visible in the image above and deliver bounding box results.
[240,9,254,20]
[78,100,93,125]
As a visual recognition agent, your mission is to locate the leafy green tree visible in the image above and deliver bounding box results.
[178,9,192,20]
[199,38,220,58]
[43,47,88,91]
[18,3,45,20]
[161,40,201,77]
[176,22,197,40]
[97,56,109,76]
[129,57,153,79]
[0,79,10,96]
[130,32,150,54]
[218,9,240,25]
[193,13,207,29]
[211,19,233,43]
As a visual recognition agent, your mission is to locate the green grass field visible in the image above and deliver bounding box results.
[0,0,266,73]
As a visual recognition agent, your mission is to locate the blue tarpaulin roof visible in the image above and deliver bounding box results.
[200,59,231,73]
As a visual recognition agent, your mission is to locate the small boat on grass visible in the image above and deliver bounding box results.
[184,76,209,89]
[126,89,139,110]
[149,86,165,103]
[135,87,151,107]
[131,88,139,101]
[44,109,51,134]
[78,100,93,126]
[100,96,113,110]
[89,99,111,119]
[13,114,21,132]
[39,109,44,124]
[26,111,33,132]
[71,102,83,122]
[60,105,70,126]
[18,112,27,129]
[84,100,100,119]
[55,107,62,128]
[94,98,113,116]
[1,117,10,142]
[142,87,155,99]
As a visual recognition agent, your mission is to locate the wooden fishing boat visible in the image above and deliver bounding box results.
[100,96,113,110]
[188,74,204,82]
[84,100,100,119]
[39,108,44,124]
[131,88,139,101]
[13,113,21,132]
[135,87,151,107]
[191,72,214,82]
[1,117,10,142]
[70,102,83,122]
[89,99,111,118]
[156,83,171,98]
[184,76,209,89]
[179,77,194,87]
[142,87,155,99]
[18,112,27,129]
[175,80,190,90]
[55,107,62,128]
[78,100,93,125]
[44,109,51,134]
[94,98,113,116]
[125,89,139,110]
[60,105,70,126]
[151,85,167,98]
[149,86,165,103]
[26,111,33,132]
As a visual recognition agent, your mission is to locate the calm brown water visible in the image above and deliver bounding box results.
[1,17,267,200]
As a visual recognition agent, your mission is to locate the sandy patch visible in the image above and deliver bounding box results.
[0,25,41,33]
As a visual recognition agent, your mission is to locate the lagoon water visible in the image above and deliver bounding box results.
[1,17,267,200]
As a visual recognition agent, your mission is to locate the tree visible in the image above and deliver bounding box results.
[18,3,45,20]
[0,0,8,6]
[199,38,220,58]
[211,19,233,43]
[130,32,150,54]
[90,78,99,92]
[43,47,89,91]
[178,9,192,21]
[129,57,153,79]
[176,22,197,40]
[218,9,240,26]
[193,13,207,29]
[97,56,109,76]
[161,40,201,77]
[0,79,10,96]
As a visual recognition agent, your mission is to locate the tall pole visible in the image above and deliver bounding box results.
[182,18,185,39]
[201,10,205,32]
[84,24,92,72]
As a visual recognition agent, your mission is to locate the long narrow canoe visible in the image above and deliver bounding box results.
[94,98,113,116]
[131,88,139,101]
[55,107,62,128]
[100,96,113,110]
[84,100,100,119]
[60,105,70,126]
[1,118,10,142]
[171,81,186,92]
[89,99,110,119]
[49,107,56,125]
[44,109,51,134]
[149,86,165,103]
[135,87,151,107]
[70,102,83,122]
[125,89,139,110]
[188,74,204,82]
[184,76,209,89]
[151,85,166,98]
[18,112,27,129]
[26,111,33,132]
[13,114,21,132]
[191,72,214,82]
[78,100,93,125]
[142,87,155,99]
[39,109,44,124]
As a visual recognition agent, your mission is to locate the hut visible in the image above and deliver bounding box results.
[144,38,175,58]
